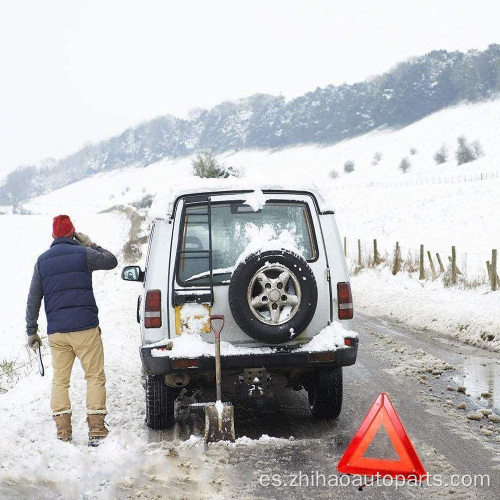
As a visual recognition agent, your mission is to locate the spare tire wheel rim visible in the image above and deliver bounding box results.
[246,263,302,325]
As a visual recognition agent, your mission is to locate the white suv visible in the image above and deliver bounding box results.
[122,188,358,429]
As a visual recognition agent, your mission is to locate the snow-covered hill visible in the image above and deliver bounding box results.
[2,45,500,205]
[25,98,500,258]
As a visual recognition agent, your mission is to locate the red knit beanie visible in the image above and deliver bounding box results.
[52,215,75,239]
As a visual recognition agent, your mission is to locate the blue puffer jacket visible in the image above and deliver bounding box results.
[38,238,98,334]
[26,237,118,335]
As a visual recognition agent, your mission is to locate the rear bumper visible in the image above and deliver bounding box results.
[140,337,358,375]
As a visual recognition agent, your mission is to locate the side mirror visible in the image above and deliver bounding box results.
[122,265,144,282]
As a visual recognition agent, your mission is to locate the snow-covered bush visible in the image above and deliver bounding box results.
[409,147,417,155]
[399,157,411,174]
[192,152,239,178]
[371,152,382,166]
[455,136,483,165]
[433,144,448,164]
[329,169,339,179]
[344,160,355,174]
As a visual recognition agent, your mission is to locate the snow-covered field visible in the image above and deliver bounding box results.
[351,268,500,352]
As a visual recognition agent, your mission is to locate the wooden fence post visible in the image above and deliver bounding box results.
[392,242,401,275]
[436,252,444,274]
[436,253,445,274]
[358,239,362,267]
[344,237,347,257]
[427,251,436,280]
[419,244,425,280]
[492,249,498,291]
[373,239,380,265]
[451,246,457,285]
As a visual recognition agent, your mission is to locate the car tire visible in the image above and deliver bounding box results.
[145,375,178,429]
[307,367,343,419]
[229,250,318,344]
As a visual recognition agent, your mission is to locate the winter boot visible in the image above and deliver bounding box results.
[87,414,109,447]
[53,413,72,442]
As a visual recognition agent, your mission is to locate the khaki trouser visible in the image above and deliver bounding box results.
[48,326,106,415]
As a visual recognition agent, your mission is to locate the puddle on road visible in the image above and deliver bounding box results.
[452,358,499,413]
[357,314,500,414]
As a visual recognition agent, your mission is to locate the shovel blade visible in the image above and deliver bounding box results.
[204,404,235,443]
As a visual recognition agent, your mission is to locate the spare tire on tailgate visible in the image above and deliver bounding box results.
[228,250,318,344]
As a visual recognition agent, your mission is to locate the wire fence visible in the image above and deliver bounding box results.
[331,171,499,191]
[344,236,498,290]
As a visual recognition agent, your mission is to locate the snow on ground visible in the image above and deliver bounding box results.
[351,267,500,352]
[335,176,500,269]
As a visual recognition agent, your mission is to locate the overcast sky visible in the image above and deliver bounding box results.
[0,0,498,177]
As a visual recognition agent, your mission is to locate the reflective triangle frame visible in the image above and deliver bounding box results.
[337,393,427,480]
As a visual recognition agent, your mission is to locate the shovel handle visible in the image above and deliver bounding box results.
[210,315,224,402]
[210,315,225,339]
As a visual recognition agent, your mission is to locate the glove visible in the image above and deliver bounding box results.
[75,232,93,247]
[27,333,42,351]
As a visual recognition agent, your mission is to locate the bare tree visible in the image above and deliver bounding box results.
[399,157,410,174]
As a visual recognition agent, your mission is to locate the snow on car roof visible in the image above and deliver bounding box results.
[148,177,333,218]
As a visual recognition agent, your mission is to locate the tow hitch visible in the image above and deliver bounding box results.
[236,367,273,398]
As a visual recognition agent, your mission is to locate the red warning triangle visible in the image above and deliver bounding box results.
[337,393,427,480]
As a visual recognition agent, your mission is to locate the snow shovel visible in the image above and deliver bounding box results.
[204,315,235,443]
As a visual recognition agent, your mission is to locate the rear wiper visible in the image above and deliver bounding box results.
[185,268,233,282]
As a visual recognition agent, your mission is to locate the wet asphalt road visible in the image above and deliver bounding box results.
[156,313,500,499]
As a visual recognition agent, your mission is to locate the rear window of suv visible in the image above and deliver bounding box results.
[177,201,317,285]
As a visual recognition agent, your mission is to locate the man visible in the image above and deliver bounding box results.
[26,215,118,445]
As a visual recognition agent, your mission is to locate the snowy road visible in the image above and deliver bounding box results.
[1,261,498,499]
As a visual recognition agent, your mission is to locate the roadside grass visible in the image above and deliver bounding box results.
[0,360,19,394]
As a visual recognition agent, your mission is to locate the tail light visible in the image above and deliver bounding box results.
[145,290,162,328]
[337,282,353,320]
[309,352,334,362]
